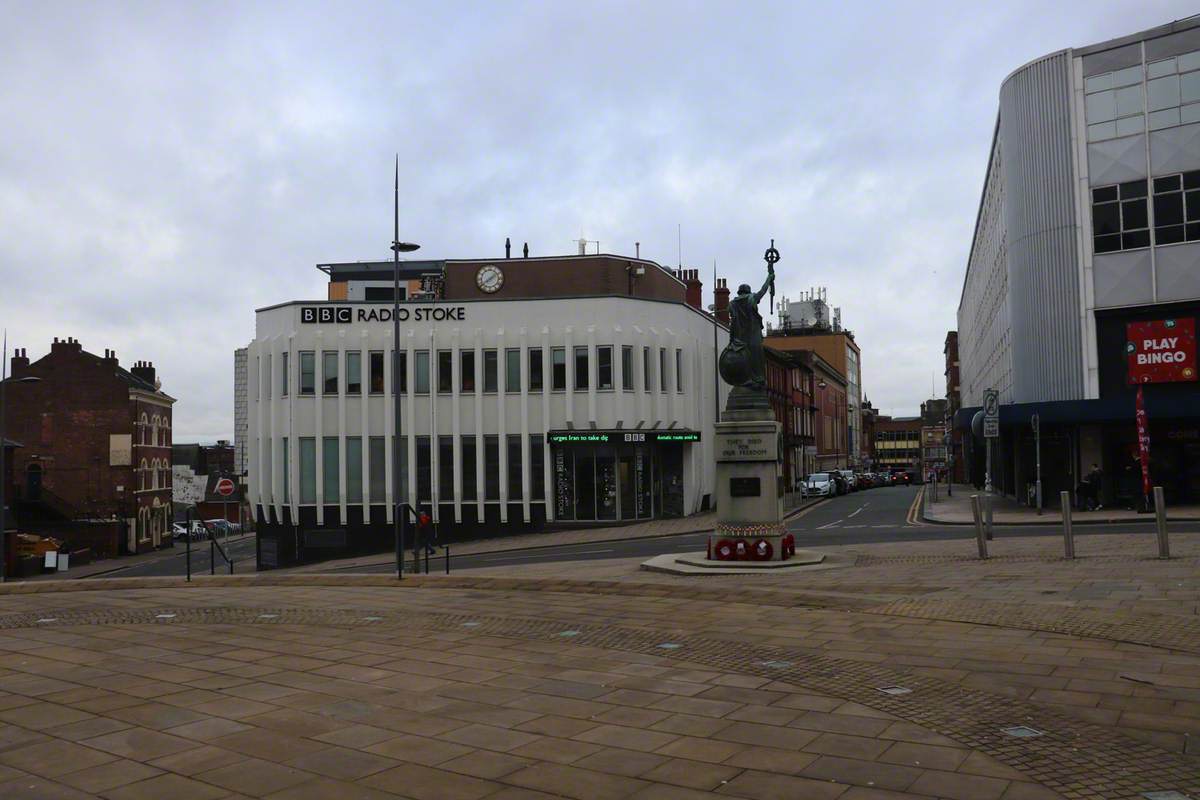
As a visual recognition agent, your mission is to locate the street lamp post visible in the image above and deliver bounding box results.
[390,158,420,579]
[0,363,41,582]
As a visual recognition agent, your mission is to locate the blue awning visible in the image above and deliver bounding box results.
[953,390,1200,431]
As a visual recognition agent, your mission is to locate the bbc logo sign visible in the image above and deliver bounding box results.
[301,307,352,324]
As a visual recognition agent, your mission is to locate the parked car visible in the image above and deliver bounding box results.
[838,470,858,492]
[803,472,834,497]
[173,521,207,541]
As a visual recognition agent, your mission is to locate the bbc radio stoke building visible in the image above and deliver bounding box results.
[243,251,728,567]
[956,17,1200,508]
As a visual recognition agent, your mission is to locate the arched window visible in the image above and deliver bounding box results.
[140,413,149,445]
[139,459,148,491]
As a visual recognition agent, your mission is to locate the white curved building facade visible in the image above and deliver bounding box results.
[246,256,728,567]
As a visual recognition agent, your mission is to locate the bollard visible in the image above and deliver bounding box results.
[445,545,450,575]
[1154,485,1169,559]
[1060,491,1074,559]
[971,494,988,559]
[983,492,994,541]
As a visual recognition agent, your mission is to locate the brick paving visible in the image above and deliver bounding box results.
[0,532,1196,798]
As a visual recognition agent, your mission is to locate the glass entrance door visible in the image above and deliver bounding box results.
[596,449,617,521]
[619,454,636,520]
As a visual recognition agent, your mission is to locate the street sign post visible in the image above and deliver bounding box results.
[982,389,999,540]
[215,476,235,547]
[1032,412,1042,514]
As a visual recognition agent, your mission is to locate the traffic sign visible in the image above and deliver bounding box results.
[983,388,999,438]
[214,477,236,497]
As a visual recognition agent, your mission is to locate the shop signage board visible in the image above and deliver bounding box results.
[548,430,701,445]
[300,305,467,324]
[1126,317,1197,384]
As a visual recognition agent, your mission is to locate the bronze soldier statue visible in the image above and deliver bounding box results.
[718,242,777,411]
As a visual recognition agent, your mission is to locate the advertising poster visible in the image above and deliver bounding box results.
[1126,318,1197,384]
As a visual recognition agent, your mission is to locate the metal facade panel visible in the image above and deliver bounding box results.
[1155,242,1200,302]
[1093,251,1153,307]
[1087,134,1148,186]
[1150,122,1200,174]
[1000,52,1084,403]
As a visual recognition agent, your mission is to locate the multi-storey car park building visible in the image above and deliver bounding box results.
[957,17,1200,507]
[245,252,728,567]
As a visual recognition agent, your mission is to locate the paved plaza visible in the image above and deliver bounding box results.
[0,531,1196,799]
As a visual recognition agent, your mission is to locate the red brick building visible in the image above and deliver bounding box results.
[765,347,815,489]
[944,331,965,482]
[6,338,175,558]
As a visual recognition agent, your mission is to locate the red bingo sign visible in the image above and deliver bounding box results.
[1126,318,1197,384]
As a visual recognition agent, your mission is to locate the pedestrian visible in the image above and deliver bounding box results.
[419,510,437,554]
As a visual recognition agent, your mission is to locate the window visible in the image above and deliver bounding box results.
[597,346,612,390]
[528,348,543,391]
[507,435,523,499]
[322,437,339,502]
[299,352,315,395]
[574,346,589,389]
[1084,65,1146,142]
[483,349,498,392]
[364,286,405,302]
[484,435,500,500]
[659,348,668,392]
[414,351,429,394]
[461,436,477,501]
[461,351,475,393]
[282,438,290,503]
[416,436,431,504]
[622,346,633,390]
[299,438,316,503]
[369,352,384,394]
[322,352,338,394]
[281,352,289,397]
[264,357,271,399]
[551,348,566,390]
[346,352,362,394]
[346,437,362,502]
[643,346,652,391]
[437,351,452,393]
[438,436,454,501]
[1152,171,1200,245]
[1092,180,1149,253]
[676,349,684,392]
[505,348,521,392]
[369,437,385,500]
[393,351,407,393]
[529,434,545,500]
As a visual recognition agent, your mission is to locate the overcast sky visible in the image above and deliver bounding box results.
[2,1,1195,440]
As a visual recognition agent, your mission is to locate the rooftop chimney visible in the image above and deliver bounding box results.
[684,268,702,311]
[505,237,511,259]
[714,278,730,325]
[10,348,29,377]
[132,360,156,386]
[523,242,528,258]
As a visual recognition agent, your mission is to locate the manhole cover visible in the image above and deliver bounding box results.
[1142,792,1193,800]
[1002,725,1043,738]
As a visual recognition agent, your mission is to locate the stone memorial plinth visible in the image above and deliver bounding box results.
[709,406,793,562]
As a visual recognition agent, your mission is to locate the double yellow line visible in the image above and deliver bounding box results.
[905,487,927,526]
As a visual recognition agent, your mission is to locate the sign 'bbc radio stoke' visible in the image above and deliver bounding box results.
[1126,318,1197,384]
[300,306,467,324]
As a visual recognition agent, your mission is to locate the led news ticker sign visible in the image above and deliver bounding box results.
[1126,318,1197,384]
[548,431,701,445]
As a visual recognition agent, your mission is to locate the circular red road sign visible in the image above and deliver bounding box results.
[215,477,236,497]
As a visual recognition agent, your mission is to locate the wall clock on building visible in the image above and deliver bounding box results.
[476,264,504,293]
